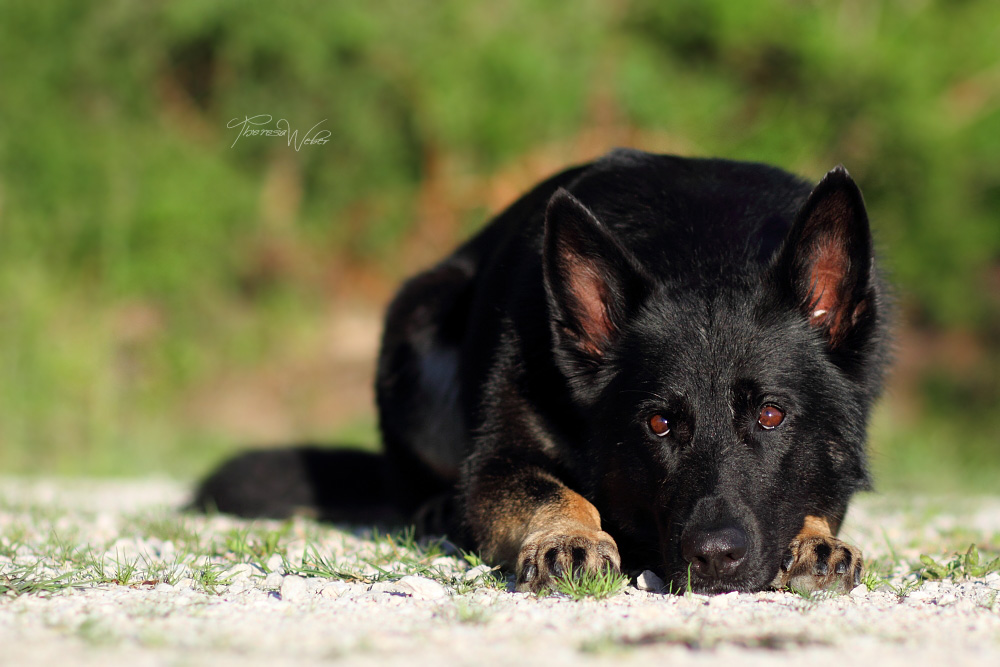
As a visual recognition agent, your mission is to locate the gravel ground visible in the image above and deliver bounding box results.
[1,478,999,667]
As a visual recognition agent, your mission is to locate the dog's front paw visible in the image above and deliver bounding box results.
[516,523,620,593]
[775,535,863,593]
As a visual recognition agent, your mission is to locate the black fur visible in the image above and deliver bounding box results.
[194,149,890,593]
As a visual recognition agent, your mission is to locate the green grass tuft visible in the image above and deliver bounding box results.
[916,544,1000,581]
[547,567,629,601]
[861,568,883,592]
[1,566,79,597]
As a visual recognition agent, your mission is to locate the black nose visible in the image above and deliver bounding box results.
[681,526,749,580]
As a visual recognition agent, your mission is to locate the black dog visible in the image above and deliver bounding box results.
[195,149,890,594]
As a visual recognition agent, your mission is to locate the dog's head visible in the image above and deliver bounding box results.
[542,165,888,593]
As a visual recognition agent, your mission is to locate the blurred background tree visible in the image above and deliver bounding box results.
[0,0,997,490]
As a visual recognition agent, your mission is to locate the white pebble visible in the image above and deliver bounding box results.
[850,584,869,598]
[362,591,392,603]
[319,581,349,598]
[464,564,494,582]
[265,554,283,573]
[954,599,975,612]
[280,575,310,602]
[391,575,448,599]
[636,570,664,592]
[263,572,283,590]
[226,579,253,595]
[174,578,195,591]
[710,591,738,607]
[223,563,253,581]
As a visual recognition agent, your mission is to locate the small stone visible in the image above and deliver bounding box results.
[431,557,456,572]
[280,575,310,602]
[266,554,283,573]
[263,572,283,590]
[223,563,253,581]
[154,583,175,592]
[636,570,664,592]
[226,578,252,595]
[710,591,738,607]
[391,575,448,599]
[320,581,349,598]
[361,591,392,603]
[464,564,493,582]
[850,584,869,598]
[174,578,195,591]
[954,599,975,612]
[471,588,497,604]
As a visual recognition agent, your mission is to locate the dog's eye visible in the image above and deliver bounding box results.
[648,414,670,437]
[758,405,785,429]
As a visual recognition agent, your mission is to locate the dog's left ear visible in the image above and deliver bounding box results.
[774,166,876,348]
[543,189,650,378]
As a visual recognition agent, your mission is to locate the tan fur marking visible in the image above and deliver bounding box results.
[478,486,601,567]
[528,487,602,533]
[489,487,620,592]
[796,515,833,540]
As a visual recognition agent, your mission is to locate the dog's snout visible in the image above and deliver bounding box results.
[681,526,748,580]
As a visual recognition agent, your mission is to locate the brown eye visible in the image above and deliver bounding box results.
[649,414,670,437]
[758,405,785,430]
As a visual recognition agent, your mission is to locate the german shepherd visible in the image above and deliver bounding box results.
[194,149,890,594]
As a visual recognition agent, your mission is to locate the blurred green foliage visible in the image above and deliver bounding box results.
[0,0,997,486]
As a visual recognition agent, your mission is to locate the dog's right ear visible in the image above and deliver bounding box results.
[543,189,650,383]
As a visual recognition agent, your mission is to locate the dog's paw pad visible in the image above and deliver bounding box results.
[777,536,863,593]
[516,524,620,593]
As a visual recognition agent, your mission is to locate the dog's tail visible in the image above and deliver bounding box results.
[190,446,401,523]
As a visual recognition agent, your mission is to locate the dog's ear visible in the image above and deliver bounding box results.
[773,166,876,348]
[543,189,650,373]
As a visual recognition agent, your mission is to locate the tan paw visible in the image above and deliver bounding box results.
[774,535,863,593]
[515,522,620,593]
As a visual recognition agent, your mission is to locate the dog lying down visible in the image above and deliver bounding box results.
[194,149,890,594]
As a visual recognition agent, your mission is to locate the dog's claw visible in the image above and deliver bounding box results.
[781,553,795,571]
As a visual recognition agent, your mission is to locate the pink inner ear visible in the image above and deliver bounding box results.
[561,249,614,357]
[806,239,848,340]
